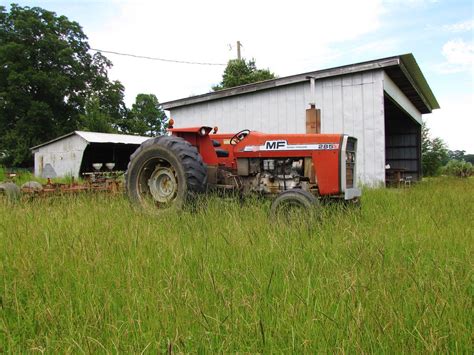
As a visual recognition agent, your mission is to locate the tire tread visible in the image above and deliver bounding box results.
[125,135,207,204]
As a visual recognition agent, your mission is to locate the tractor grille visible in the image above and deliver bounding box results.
[346,138,357,188]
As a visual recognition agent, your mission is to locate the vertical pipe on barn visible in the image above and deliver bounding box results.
[305,76,321,134]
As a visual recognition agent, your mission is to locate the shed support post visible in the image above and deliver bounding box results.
[306,106,321,134]
[305,76,320,134]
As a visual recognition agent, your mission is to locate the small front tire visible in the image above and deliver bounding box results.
[270,189,320,218]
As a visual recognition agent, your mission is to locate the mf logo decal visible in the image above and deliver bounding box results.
[265,140,287,150]
[243,141,339,152]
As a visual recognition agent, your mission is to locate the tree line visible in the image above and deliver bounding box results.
[422,122,473,177]
[0,4,167,167]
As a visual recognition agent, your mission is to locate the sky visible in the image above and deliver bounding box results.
[2,0,473,152]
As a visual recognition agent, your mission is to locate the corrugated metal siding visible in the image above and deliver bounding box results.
[33,135,87,178]
[170,70,387,185]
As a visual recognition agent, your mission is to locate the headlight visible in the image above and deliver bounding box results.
[199,127,207,136]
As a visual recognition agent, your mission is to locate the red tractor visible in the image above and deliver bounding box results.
[125,124,361,213]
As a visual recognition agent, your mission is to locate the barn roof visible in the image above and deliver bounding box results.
[31,131,149,150]
[162,53,439,114]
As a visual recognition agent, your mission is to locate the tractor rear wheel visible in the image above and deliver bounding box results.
[125,135,207,210]
[271,189,319,218]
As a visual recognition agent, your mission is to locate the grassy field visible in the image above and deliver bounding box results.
[0,178,472,352]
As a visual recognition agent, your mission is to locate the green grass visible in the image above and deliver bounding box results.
[0,168,80,186]
[0,178,472,352]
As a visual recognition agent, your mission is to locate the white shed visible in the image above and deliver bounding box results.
[162,54,439,186]
[31,131,150,178]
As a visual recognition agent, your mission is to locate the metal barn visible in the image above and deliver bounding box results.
[31,131,150,178]
[162,54,439,186]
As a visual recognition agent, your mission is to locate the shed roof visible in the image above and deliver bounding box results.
[31,131,150,150]
[162,53,439,114]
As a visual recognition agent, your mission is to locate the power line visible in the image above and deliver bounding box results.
[90,48,226,66]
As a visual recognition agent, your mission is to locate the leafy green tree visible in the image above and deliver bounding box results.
[122,94,167,136]
[80,95,117,133]
[448,149,466,161]
[80,80,128,133]
[213,58,276,91]
[464,154,474,164]
[442,159,473,178]
[421,121,449,176]
[0,4,126,166]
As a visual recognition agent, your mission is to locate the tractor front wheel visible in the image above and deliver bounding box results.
[270,189,320,218]
[125,135,207,210]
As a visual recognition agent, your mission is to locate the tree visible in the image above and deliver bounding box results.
[80,95,117,133]
[122,94,167,136]
[80,80,127,133]
[212,58,276,91]
[442,159,473,178]
[464,154,474,164]
[448,149,466,161]
[421,121,448,176]
[0,4,126,166]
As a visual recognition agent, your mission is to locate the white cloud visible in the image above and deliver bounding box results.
[434,39,474,74]
[87,0,384,104]
[443,19,474,33]
[443,39,474,66]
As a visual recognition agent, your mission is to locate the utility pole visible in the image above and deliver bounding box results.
[236,41,242,60]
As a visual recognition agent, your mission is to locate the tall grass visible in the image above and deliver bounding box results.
[0,178,472,352]
[0,167,84,186]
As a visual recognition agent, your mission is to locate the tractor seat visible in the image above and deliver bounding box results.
[215,148,229,158]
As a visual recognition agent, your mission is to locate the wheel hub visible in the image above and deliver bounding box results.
[147,166,177,203]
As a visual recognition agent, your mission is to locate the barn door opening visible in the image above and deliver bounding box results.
[384,95,422,184]
[79,143,141,175]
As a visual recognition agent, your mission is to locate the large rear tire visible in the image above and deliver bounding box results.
[125,135,207,210]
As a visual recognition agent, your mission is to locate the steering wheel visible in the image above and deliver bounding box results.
[230,129,250,145]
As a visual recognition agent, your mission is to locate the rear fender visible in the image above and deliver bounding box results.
[170,127,218,165]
